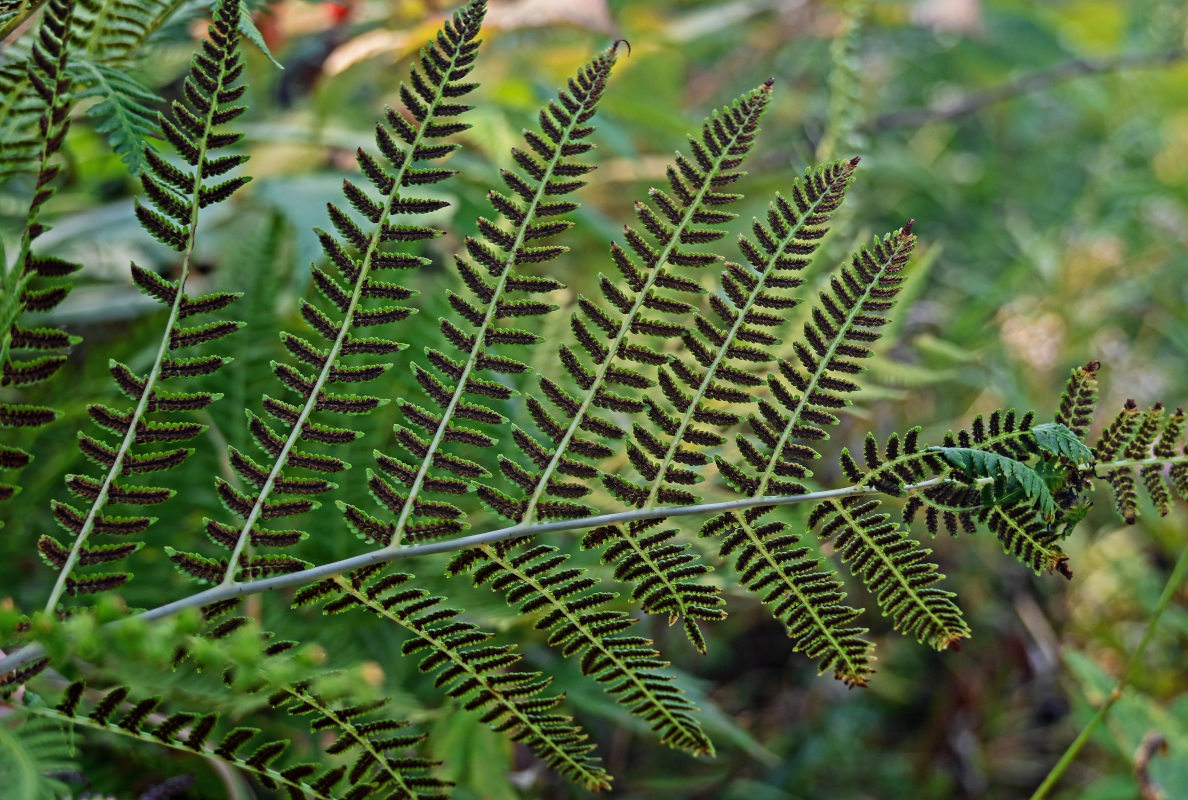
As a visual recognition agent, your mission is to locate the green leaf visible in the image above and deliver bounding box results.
[933,447,1056,518]
[72,60,160,174]
[1031,421,1094,463]
[238,1,283,69]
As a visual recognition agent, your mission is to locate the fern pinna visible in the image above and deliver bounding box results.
[339,35,619,549]
[168,0,487,587]
[294,566,613,791]
[1,0,80,522]
[36,0,249,609]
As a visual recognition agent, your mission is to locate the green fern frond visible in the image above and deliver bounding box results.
[169,0,487,587]
[39,0,249,609]
[345,35,619,550]
[0,0,80,528]
[294,566,612,791]
[593,159,860,651]
[446,540,713,755]
[71,59,159,172]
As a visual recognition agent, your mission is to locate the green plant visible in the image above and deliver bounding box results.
[2,1,1187,797]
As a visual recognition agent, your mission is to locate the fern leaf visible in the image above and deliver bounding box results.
[354,36,619,549]
[71,59,160,173]
[1093,399,1188,523]
[169,0,487,588]
[294,567,612,791]
[932,448,1056,518]
[447,540,713,754]
[1054,359,1100,439]
[40,0,250,609]
[593,159,860,651]
[0,0,80,528]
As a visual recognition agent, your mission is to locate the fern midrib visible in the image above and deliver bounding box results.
[1091,454,1188,471]
[987,505,1064,571]
[388,68,605,549]
[221,40,469,582]
[19,703,337,799]
[43,36,227,610]
[644,171,850,509]
[481,543,711,754]
[754,232,913,499]
[334,575,612,791]
[735,513,868,683]
[281,685,420,796]
[826,496,965,647]
[523,91,769,525]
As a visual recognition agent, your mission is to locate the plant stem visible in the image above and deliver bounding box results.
[1029,536,1188,800]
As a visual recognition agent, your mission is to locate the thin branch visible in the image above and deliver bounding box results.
[0,476,947,677]
[1028,537,1188,800]
[868,48,1188,132]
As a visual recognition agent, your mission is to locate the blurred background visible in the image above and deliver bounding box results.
[2,0,1187,798]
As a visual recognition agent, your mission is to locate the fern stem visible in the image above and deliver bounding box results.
[1,476,966,677]
[1028,537,1188,800]
[522,82,773,525]
[220,31,472,583]
[755,227,914,499]
[1086,454,1188,472]
[0,0,45,41]
[42,7,237,611]
[388,48,615,548]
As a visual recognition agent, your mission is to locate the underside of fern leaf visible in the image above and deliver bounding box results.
[169,0,488,588]
[38,0,249,609]
[294,565,612,791]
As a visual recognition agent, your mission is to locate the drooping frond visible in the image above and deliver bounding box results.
[446,540,713,755]
[592,159,860,651]
[38,0,249,609]
[169,0,488,588]
[34,681,352,799]
[479,80,775,526]
[70,59,160,173]
[0,0,79,525]
[293,566,612,791]
[341,38,619,549]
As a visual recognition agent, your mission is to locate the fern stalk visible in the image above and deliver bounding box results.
[520,80,774,525]
[43,0,245,610]
[384,41,621,549]
[220,1,487,580]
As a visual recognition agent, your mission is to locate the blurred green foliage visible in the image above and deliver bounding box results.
[2,0,1187,798]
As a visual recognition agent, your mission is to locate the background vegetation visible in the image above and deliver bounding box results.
[2,0,1186,798]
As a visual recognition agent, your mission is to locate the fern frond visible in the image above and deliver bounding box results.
[168,0,487,588]
[71,59,160,173]
[349,36,619,550]
[294,567,612,791]
[0,0,79,527]
[39,0,249,609]
[447,540,713,754]
[26,681,351,799]
[592,159,860,651]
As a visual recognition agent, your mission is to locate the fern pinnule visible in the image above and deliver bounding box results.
[294,567,612,791]
[168,0,487,587]
[0,0,80,523]
[447,540,713,755]
[38,0,249,610]
[342,37,619,549]
[590,159,860,651]
[1093,396,1188,523]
